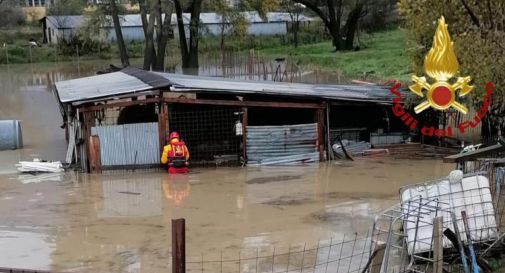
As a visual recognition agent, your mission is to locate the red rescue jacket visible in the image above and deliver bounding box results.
[168,141,188,168]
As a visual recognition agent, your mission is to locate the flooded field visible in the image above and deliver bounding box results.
[0,61,454,272]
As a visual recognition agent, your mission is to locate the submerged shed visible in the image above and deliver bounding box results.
[54,67,407,172]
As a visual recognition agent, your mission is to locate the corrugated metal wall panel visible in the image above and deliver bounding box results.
[92,122,160,167]
[123,123,160,165]
[0,120,23,150]
[246,123,318,165]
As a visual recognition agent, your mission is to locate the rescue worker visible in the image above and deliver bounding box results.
[161,132,190,174]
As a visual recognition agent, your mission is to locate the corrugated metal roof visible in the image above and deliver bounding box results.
[55,69,170,103]
[156,72,400,103]
[55,67,404,104]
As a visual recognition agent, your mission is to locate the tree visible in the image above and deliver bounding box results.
[397,0,505,142]
[292,0,368,51]
[291,0,343,50]
[137,0,173,71]
[173,0,203,71]
[109,0,130,67]
[213,0,248,52]
[171,0,276,72]
[0,0,25,27]
[282,0,305,47]
[47,0,86,16]
[89,1,130,67]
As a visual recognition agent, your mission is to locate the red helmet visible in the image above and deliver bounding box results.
[169,131,180,140]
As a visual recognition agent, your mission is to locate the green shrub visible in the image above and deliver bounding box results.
[58,34,110,56]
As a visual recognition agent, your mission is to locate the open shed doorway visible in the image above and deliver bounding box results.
[168,104,242,166]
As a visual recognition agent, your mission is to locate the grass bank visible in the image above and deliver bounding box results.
[0,25,410,82]
[254,28,411,82]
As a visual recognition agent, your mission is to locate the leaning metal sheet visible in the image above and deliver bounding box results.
[400,174,498,254]
[55,72,152,103]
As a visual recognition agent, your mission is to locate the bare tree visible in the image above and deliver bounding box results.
[109,0,129,67]
[282,0,305,47]
[174,0,203,72]
[138,0,173,71]
[291,0,367,51]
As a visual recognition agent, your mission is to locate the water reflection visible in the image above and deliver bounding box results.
[0,228,54,270]
[162,174,191,208]
[99,175,162,218]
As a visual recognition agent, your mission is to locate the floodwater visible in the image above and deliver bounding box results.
[0,60,454,272]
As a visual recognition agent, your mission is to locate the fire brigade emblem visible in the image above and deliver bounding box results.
[409,16,473,114]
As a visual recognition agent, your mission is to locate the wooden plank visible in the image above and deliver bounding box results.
[79,97,161,112]
[88,135,102,174]
[433,216,443,273]
[443,144,505,163]
[79,96,325,112]
[315,108,325,161]
[164,97,325,109]
[158,102,168,156]
[82,111,93,173]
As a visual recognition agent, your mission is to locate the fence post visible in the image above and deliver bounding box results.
[172,218,186,273]
[433,216,443,273]
[4,43,8,64]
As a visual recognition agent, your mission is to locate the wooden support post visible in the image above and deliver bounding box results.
[82,111,94,173]
[370,242,386,273]
[315,108,325,161]
[88,135,102,174]
[242,107,248,163]
[158,102,168,156]
[325,102,332,161]
[172,219,186,273]
[433,216,443,273]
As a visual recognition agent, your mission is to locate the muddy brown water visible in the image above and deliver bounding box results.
[0,61,454,272]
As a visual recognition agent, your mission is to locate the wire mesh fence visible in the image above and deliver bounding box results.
[183,233,374,273]
[168,105,242,166]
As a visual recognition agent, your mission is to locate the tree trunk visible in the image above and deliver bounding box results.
[294,19,299,47]
[343,2,363,50]
[139,0,156,70]
[110,0,129,67]
[143,10,156,70]
[174,0,190,68]
[153,5,173,71]
[220,22,225,53]
[326,0,341,50]
[292,0,341,51]
[187,0,203,70]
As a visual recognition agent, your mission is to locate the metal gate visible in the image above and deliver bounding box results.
[246,123,319,165]
[91,122,160,168]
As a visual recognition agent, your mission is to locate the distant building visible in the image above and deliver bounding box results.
[20,0,51,6]
[20,0,52,22]
[40,12,316,44]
